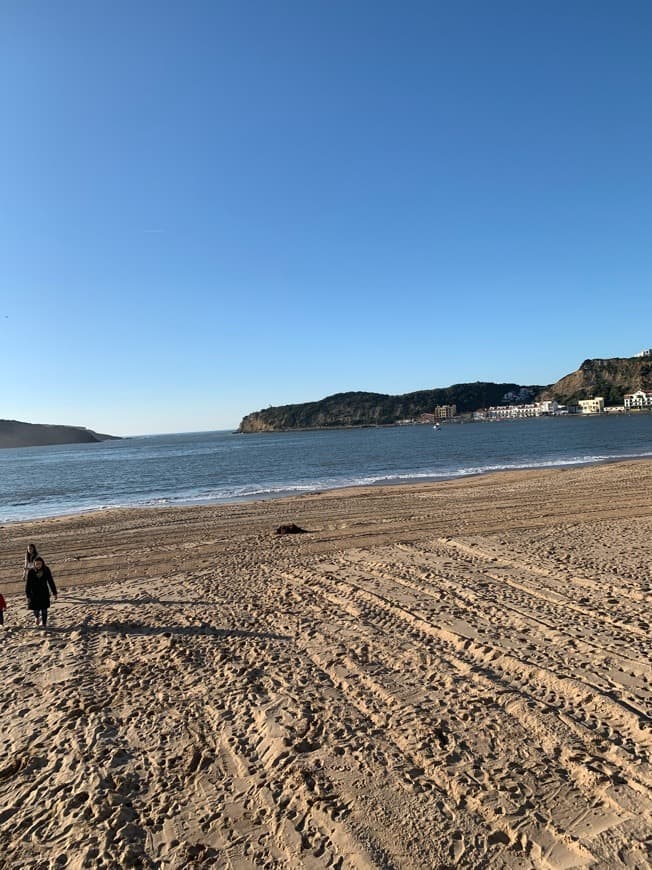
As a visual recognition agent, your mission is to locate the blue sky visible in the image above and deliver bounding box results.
[1,1,650,435]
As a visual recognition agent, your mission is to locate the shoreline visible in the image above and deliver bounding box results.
[3,452,651,528]
[0,458,650,866]
[1,458,651,595]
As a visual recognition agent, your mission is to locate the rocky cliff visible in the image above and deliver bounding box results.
[0,420,119,449]
[239,382,544,432]
[541,357,652,406]
[239,356,652,432]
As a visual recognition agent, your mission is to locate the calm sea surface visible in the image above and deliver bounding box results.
[1,415,651,523]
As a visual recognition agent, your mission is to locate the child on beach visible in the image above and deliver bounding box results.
[24,543,39,580]
[0,593,6,627]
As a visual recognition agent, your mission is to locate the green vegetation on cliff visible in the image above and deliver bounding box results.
[238,356,652,432]
[239,382,544,432]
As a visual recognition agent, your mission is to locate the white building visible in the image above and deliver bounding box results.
[483,400,566,419]
[487,404,539,419]
[624,390,652,409]
[578,397,605,414]
[636,348,652,357]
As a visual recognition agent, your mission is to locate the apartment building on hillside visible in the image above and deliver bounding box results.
[433,404,457,420]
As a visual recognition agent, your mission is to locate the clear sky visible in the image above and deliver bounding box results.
[1,1,650,435]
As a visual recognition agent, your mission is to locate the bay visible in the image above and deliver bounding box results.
[0,415,651,523]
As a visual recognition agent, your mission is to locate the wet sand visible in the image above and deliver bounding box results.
[0,460,650,868]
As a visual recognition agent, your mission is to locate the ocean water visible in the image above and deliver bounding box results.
[1,415,651,523]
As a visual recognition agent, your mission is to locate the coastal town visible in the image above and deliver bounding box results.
[417,388,652,424]
[474,386,652,420]
[412,348,652,424]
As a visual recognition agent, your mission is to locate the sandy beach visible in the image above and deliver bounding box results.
[0,460,650,869]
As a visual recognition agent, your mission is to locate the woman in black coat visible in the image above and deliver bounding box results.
[25,556,57,628]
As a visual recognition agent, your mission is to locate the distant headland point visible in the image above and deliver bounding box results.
[0,420,119,450]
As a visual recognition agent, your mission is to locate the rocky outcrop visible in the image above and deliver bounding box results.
[0,419,119,449]
[239,356,652,432]
[239,383,545,432]
[541,358,652,406]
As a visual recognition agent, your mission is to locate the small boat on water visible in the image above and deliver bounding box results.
[433,423,441,430]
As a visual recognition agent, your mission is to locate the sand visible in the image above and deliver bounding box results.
[0,460,650,869]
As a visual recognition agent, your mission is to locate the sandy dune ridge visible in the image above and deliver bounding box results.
[0,461,650,868]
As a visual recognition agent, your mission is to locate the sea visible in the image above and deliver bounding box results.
[1,415,651,524]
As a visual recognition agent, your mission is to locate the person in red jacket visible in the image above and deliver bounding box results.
[25,557,57,628]
[0,593,6,627]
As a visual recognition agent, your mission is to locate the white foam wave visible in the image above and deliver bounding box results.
[115,449,652,508]
[2,448,651,523]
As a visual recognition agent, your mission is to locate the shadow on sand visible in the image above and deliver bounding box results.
[29,621,291,642]
[64,596,203,607]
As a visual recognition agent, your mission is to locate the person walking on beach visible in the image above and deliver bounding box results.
[0,592,6,627]
[25,557,57,628]
[23,543,39,580]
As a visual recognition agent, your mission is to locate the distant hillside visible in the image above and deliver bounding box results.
[239,382,545,432]
[0,420,119,449]
[239,356,652,432]
[541,357,652,406]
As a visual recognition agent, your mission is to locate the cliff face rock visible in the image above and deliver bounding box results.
[239,383,544,432]
[0,419,119,449]
[541,358,652,406]
[239,356,652,433]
